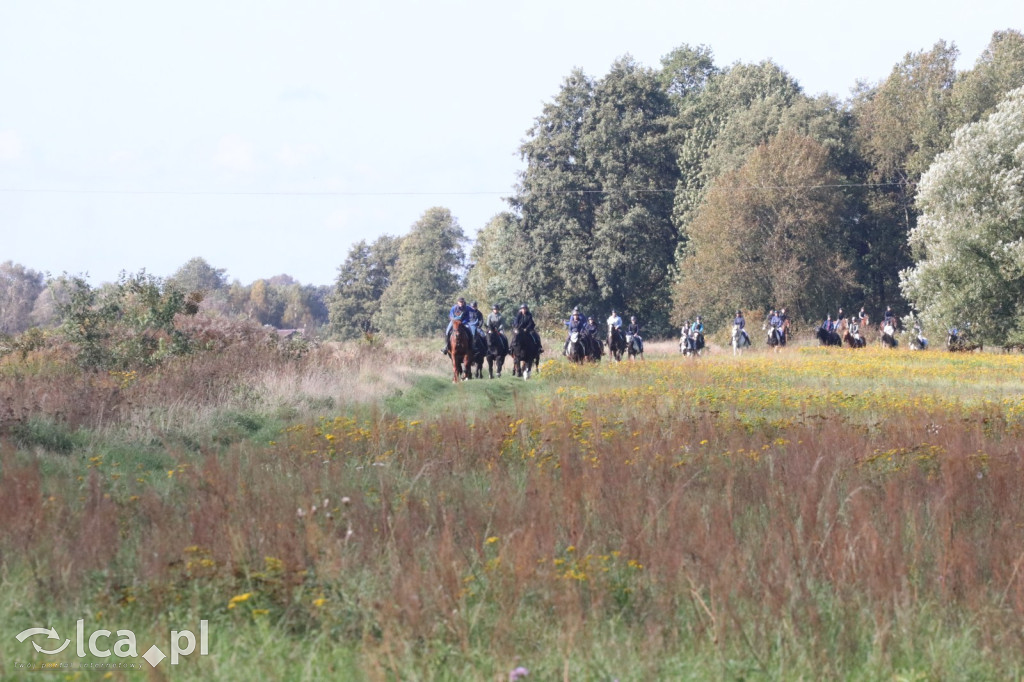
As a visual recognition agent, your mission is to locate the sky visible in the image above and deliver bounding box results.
[2,1,1022,287]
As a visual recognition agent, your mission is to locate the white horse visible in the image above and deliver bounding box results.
[731,324,751,355]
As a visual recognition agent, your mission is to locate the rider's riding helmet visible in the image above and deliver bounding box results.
[457,297,466,304]
[471,301,478,307]
[493,304,499,311]
[520,304,527,310]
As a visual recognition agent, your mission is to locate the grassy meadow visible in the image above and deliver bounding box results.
[2,333,1024,680]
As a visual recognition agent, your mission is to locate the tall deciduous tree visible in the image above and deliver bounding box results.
[851,41,959,310]
[328,234,401,338]
[0,261,45,334]
[673,131,855,324]
[167,257,228,293]
[512,59,679,330]
[375,207,466,337]
[900,87,1024,344]
[464,212,534,315]
[952,30,1024,124]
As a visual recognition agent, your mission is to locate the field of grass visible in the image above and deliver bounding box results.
[2,336,1024,680]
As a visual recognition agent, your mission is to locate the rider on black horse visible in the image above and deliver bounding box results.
[513,303,543,353]
[487,304,504,332]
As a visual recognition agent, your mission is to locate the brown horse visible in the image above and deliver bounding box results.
[449,320,472,382]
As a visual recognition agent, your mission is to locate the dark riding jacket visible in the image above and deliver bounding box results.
[566,315,586,334]
[513,311,535,332]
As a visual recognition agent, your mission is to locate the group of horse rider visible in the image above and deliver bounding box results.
[443,297,543,355]
[562,307,643,355]
[817,305,898,337]
[443,297,646,357]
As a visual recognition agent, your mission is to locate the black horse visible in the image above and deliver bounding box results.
[485,326,509,378]
[585,330,603,362]
[880,319,900,349]
[607,327,626,362]
[816,325,842,347]
[468,330,487,378]
[510,327,541,379]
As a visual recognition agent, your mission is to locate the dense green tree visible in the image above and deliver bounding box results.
[850,41,960,310]
[511,59,679,331]
[952,30,1024,124]
[511,69,598,315]
[0,261,45,334]
[582,57,679,327]
[375,208,466,337]
[673,131,855,325]
[167,257,228,293]
[659,44,718,100]
[464,213,534,316]
[328,234,401,338]
[900,87,1024,344]
[671,60,807,233]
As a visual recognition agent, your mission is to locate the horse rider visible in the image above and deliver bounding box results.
[466,301,486,342]
[513,303,543,353]
[681,319,692,352]
[443,296,470,355]
[849,316,861,340]
[563,309,587,355]
[778,308,790,344]
[692,315,705,339]
[767,309,783,341]
[607,309,622,331]
[688,316,705,352]
[733,310,750,345]
[487,304,504,332]
[821,314,835,334]
[883,306,896,326]
[627,315,644,352]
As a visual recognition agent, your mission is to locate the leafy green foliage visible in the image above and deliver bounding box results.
[56,271,200,370]
[900,86,1024,344]
[167,256,228,293]
[375,207,467,336]
[0,261,45,335]
[511,60,679,331]
[328,234,401,338]
[673,131,855,324]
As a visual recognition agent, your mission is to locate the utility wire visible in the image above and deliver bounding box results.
[0,181,905,197]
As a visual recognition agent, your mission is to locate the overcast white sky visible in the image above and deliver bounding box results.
[2,0,1022,286]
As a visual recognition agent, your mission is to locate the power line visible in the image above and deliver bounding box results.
[0,181,905,197]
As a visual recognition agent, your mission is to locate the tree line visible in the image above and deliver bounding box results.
[4,31,1024,347]
[331,31,1024,342]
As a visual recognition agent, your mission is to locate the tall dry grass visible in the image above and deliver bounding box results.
[2,347,1023,677]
